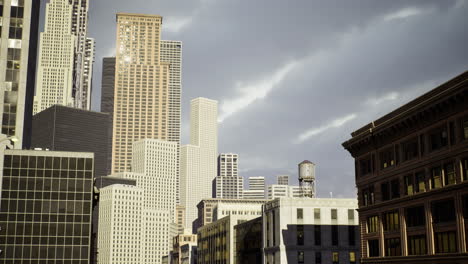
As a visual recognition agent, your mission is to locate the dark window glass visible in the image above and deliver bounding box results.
[367,215,379,233]
[314,225,321,246]
[406,206,425,227]
[435,231,457,253]
[332,252,339,264]
[385,238,401,256]
[297,208,303,220]
[332,225,338,246]
[297,225,304,246]
[315,252,322,264]
[463,195,468,219]
[391,179,400,199]
[368,239,379,257]
[10,6,24,18]
[380,147,395,169]
[360,156,372,176]
[430,126,448,151]
[362,186,375,206]
[348,226,356,246]
[432,199,456,223]
[404,174,414,195]
[402,138,418,161]
[462,118,468,140]
[298,251,304,264]
[463,158,468,182]
[381,182,390,201]
[408,235,426,255]
[331,209,337,220]
[415,171,426,193]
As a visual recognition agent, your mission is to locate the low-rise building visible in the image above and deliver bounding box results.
[267,184,303,199]
[181,244,197,264]
[263,198,360,264]
[170,233,197,264]
[234,216,263,264]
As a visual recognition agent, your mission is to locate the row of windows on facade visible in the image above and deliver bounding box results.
[359,119,468,176]
[365,196,468,257]
[295,208,356,221]
[362,158,468,206]
[4,156,93,171]
[295,251,357,264]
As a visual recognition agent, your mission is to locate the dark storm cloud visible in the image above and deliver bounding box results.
[80,0,468,197]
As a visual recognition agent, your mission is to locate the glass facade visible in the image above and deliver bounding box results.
[0,151,94,264]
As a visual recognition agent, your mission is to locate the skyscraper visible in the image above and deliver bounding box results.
[99,139,178,264]
[34,0,94,114]
[0,149,94,263]
[111,13,171,173]
[0,0,40,149]
[277,175,289,185]
[180,97,218,232]
[214,153,243,199]
[100,57,116,175]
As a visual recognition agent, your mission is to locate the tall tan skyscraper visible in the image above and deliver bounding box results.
[111,13,171,173]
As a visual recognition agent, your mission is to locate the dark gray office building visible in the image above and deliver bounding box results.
[90,176,136,264]
[100,57,115,176]
[0,149,94,264]
[31,105,109,178]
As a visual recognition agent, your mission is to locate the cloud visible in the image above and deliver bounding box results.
[383,7,429,21]
[218,60,298,122]
[294,114,358,144]
[365,91,399,106]
[164,16,194,33]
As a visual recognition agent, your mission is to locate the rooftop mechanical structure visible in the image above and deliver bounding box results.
[298,160,316,198]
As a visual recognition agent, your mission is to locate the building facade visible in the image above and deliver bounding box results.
[34,0,94,114]
[170,233,197,264]
[0,0,40,149]
[342,72,468,264]
[31,105,110,178]
[243,176,265,199]
[235,217,263,264]
[277,175,289,185]
[0,149,94,263]
[266,185,303,199]
[100,57,116,175]
[215,153,243,199]
[180,98,218,232]
[111,13,172,173]
[263,198,360,264]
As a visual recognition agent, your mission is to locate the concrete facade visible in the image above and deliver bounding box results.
[215,153,243,199]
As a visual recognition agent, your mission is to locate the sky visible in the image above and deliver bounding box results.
[41,0,468,198]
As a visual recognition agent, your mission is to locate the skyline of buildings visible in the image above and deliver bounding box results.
[34,0,94,115]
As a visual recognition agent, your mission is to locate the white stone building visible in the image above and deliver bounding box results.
[215,153,243,199]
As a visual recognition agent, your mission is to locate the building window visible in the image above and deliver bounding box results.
[315,252,322,264]
[362,186,375,206]
[444,163,456,186]
[463,195,468,219]
[432,199,455,224]
[348,209,355,221]
[297,225,304,246]
[297,208,303,220]
[463,158,468,181]
[408,235,426,255]
[331,209,337,220]
[430,166,442,189]
[298,251,304,264]
[406,206,425,227]
[359,156,372,176]
[383,211,399,231]
[391,179,400,199]
[380,147,395,169]
[429,126,448,151]
[314,208,320,219]
[368,239,379,257]
[415,171,426,193]
[332,252,339,264]
[381,182,390,201]
[402,138,419,161]
[367,215,379,233]
[462,117,468,140]
[404,174,414,195]
[385,238,401,256]
[314,225,321,246]
[349,252,356,264]
[435,231,457,253]
[348,226,356,246]
[332,225,338,246]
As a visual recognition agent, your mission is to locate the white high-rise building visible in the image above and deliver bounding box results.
[267,184,303,199]
[98,184,144,264]
[180,98,218,232]
[277,175,289,185]
[214,153,243,199]
[243,176,265,199]
[98,139,178,264]
[34,0,94,114]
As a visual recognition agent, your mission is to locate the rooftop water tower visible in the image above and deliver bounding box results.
[298,160,316,198]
